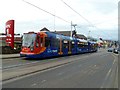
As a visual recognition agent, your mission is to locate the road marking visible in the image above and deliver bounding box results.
[58,72,64,76]
[2,50,105,84]
[106,69,112,78]
[2,54,90,70]
[113,59,116,64]
[41,80,46,83]
[111,53,118,66]
[101,53,117,88]
[100,68,112,88]
[2,61,40,70]
[100,53,109,57]
[31,83,37,86]
[2,50,103,71]
[112,53,119,58]
[78,65,82,67]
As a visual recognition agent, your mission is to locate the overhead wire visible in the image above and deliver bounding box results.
[22,0,115,40]
[61,0,115,40]
[61,0,94,27]
[61,0,102,38]
[22,0,71,24]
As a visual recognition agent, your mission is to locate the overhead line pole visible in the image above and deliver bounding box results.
[54,9,56,32]
[71,21,72,37]
[61,0,114,40]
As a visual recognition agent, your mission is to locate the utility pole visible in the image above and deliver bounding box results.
[73,24,77,31]
[71,21,77,37]
[71,21,72,37]
[88,30,91,38]
[54,9,56,32]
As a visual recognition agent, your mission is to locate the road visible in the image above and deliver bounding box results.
[2,49,118,88]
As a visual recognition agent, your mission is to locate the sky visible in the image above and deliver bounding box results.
[0,0,119,40]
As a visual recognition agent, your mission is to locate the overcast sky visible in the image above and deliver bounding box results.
[0,0,119,40]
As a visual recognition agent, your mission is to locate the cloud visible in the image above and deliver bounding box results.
[0,0,118,40]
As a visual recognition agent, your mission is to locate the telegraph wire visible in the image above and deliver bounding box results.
[60,0,104,38]
[61,0,94,27]
[77,25,116,40]
[22,0,71,24]
[22,0,114,40]
[61,0,115,40]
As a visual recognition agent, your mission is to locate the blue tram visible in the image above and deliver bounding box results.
[20,31,98,58]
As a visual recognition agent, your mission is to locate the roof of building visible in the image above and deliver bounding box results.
[40,27,50,32]
[54,31,87,39]
[40,27,87,40]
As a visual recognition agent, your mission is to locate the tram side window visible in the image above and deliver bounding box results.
[71,41,75,48]
[45,37,50,47]
[63,40,68,49]
[78,42,86,48]
[40,37,44,47]
[78,42,88,48]
[36,36,39,47]
[92,44,95,49]
[51,38,59,48]
[51,38,55,47]
[55,39,60,48]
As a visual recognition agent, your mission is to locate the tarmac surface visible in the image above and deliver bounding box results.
[2,49,118,88]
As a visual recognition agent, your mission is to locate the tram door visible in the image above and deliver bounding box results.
[58,38,63,55]
[68,40,71,54]
[40,37,44,47]
[36,36,45,47]
[62,40,69,55]
[35,35,41,53]
[58,39,71,55]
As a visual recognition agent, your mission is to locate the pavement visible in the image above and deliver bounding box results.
[0,54,20,59]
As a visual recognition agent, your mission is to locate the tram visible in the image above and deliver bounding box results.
[20,31,98,58]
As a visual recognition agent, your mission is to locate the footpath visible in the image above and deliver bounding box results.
[0,54,20,59]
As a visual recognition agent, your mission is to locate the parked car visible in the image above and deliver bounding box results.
[107,48,113,52]
[113,48,119,54]
[118,47,120,52]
